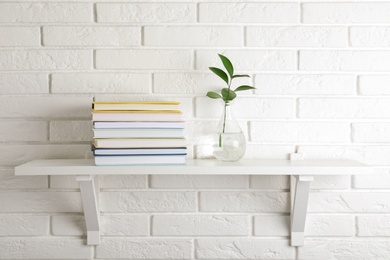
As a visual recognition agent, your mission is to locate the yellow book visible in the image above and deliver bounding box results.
[93,101,180,111]
[92,110,181,113]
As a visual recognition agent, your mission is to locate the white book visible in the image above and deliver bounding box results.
[93,148,187,156]
[93,138,186,148]
[93,128,184,138]
[94,121,185,129]
[94,155,186,166]
[92,111,182,122]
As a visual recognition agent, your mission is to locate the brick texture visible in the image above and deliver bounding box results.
[302,3,390,24]
[0,74,48,94]
[51,73,150,94]
[0,238,92,259]
[96,238,192,259]
[195,239,294,259]
[1,1,389,259]
[0,27,40,46]
[0,3,92,23]
[0,50,92,70]
[199,3,299,23]
[43,26,140,47]
[96,3,196,23]
[247,26,346,47]
[152,215,249,236]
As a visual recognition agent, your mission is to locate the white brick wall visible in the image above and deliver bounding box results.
[0,74,48,94]
[199,3,299,23]
[52,215,149,236]
[152,215,249,236]
[0,238,93,259]
[302,3,390,24]
[254,215,354,237]
[97,238,192,259]
[196,50,297,71]
[1,0,390,259]
[196,239,294,259]
[0,50,92,70]
[0,3,93,23]
[96,3,196,23]
[51,73,151,94]
[0,27,40,47]
[43,26,141,47]
[0,215,49,236]
[144,26,243,47]
[246,26,347,47]
[298,240,390,259]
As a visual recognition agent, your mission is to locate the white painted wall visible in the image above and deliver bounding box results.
[1,1,390,259]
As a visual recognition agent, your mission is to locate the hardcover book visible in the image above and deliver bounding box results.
[93,121,185,129]
[93,128,184,138]
[94,155,186,165]
[92,110,182,122]
[93,101,180,111]
[93,147,187,156]
[91,100,186,165]
[93,138,186,148]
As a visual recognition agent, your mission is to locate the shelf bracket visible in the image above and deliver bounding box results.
[289,152,313,246]
[290,175,314,246]
[76,175,100,245]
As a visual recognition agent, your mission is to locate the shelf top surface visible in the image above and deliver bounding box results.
[15,159,373,176]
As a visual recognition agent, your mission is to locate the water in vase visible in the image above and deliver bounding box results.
[213,132,246,162]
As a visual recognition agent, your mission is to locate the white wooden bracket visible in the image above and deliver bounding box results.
[290,174,313,246]
[76,175,100,245]
[289,152,313,246]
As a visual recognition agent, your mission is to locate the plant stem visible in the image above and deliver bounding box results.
[219,77,233,147]
[225,76,232,101]
[219,101,228,147]
[222,102,228,134]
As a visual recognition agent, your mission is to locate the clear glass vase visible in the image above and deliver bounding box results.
[212,101,246,162]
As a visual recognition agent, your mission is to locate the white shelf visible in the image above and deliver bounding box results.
[14,158,373,247]
[15,159,372,176]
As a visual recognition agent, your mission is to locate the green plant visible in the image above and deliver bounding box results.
[206,53,255,147]
[206,53,255,102]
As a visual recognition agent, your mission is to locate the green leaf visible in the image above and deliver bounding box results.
[221,88,237,101]
[234,85,256,92]
[209,67,229,85]
[218,54,234,78]
[232,74,250,79]
[206,91,222,99]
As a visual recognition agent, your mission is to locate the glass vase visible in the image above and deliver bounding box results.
[212,101,246,162]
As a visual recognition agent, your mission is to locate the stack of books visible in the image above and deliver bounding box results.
[92,101,186,165]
